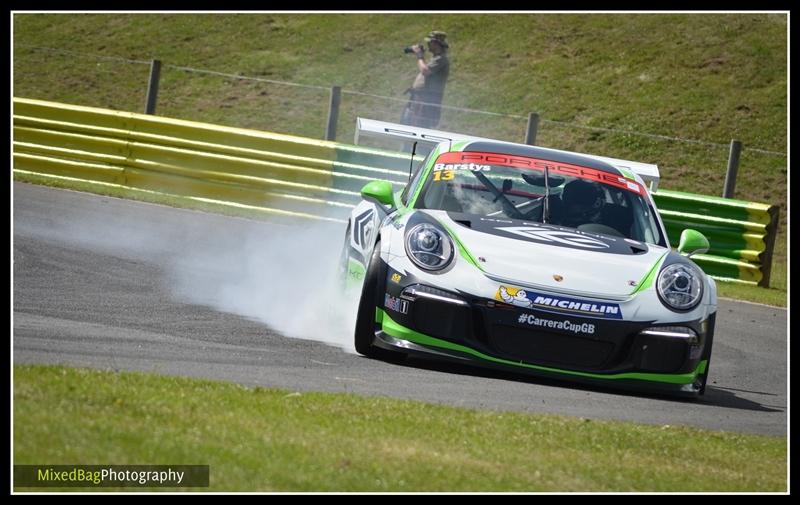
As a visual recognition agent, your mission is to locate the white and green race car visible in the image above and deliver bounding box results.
[340,120,716,397]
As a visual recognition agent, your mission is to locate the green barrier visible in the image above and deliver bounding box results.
[652,189,774,224]
[691,254,764,285]
[653,189,779,287]
[13,97,779,287]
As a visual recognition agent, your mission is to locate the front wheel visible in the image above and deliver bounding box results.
[354,241,404,361]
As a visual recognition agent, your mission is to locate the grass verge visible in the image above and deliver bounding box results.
[13,365,787,492]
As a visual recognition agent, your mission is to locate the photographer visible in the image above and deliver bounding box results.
[401,31,450,129]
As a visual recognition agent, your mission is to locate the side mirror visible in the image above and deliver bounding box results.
[361,180,395,207]
[677,229,709,257]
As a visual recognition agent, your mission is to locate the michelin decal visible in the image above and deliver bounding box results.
[496,285,622,319]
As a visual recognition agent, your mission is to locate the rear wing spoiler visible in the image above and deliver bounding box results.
[355,117,660,192]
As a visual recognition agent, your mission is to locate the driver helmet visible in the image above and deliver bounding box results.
[561,179,604,226]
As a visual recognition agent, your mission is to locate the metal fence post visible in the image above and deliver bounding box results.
[325,86,342,141]
[722,139,742,198]
[759,205,780,288]
[144,59,162,115]
[524,112,540,146]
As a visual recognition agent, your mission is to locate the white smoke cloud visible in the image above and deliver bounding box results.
[165,216,358,352]
[15,192,358,353]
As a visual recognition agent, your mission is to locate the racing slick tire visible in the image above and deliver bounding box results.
[354,240,405,362]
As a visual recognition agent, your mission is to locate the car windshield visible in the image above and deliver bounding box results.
[416,151,666,246]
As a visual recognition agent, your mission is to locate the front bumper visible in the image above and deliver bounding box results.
[378,271,715,397]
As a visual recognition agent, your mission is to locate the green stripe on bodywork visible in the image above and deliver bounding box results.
[696,360,708,375]
[616,166,636,180]
[629,250,669,295]
[379,309,705,385]
[450,140,471,152]
[408,143,445,208]
[346,258,366,290]
[392,190,415,219]
[437,220,485,272]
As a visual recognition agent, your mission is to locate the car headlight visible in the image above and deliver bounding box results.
[657,263,704,311]
[405,223,454,271]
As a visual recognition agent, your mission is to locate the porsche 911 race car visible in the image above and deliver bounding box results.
[340,119,717,397]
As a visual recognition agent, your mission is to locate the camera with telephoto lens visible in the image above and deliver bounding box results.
[403,44,424,54]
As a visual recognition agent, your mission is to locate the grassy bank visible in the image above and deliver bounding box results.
[13,365,786,492]
[12,13,787,305]
[11,14,786,195]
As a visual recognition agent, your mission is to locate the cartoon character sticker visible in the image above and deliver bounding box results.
[495,285,623,319]
[497,285,533,308]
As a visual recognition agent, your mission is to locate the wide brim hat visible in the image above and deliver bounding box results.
[425,31,449,48]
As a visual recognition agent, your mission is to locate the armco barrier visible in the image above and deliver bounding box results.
[12,97,413,222]
[13,98,779,287]
[652,190,779,287]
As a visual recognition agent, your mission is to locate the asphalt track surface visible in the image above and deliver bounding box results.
[13,182,787,436]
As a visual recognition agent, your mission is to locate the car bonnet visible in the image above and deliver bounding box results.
[431,210,668,298]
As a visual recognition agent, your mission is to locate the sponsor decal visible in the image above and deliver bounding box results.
[348,267,364,282]
[384,293,409,315]
[390,273,402,283]
[433,163,491,172]
[517,312,596,335]
[353,209,374,248]
[626,181,641,193]
[496,285,623,319]
[433,151,645,195]
[496,226,611,249]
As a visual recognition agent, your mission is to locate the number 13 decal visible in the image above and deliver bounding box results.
[433,170,455,182]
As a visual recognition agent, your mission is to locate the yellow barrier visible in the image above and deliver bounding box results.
[13,97,357,221]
